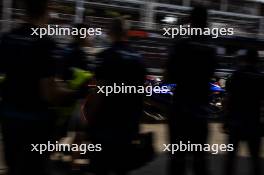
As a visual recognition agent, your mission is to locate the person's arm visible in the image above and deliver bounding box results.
[39,40,77,105]
[260,74,264,99]
[0,36,7,74]
[164,44,177,84]
[40,77,76,105]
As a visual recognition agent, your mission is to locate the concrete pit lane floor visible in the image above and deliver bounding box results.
[0,123,263,175]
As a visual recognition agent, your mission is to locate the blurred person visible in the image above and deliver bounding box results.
[60,23,90,81]
[224,49,263,175]
[88,17,146,175]
[54,23,91,139]
[53,23,94,167]
[166,6,216,175]
[0,0,76,175]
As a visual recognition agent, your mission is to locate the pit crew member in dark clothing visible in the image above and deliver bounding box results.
[89,18,146,175]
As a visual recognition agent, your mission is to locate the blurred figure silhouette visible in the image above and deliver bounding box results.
[88,18,145,175]
[60,23,89,81]
[55,23,90,139]
[166,6,216,175]
[0,0,75,174]
[224,49,263,175]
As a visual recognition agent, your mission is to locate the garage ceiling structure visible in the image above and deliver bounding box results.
[0,0,263,72]
[1,0,264,38]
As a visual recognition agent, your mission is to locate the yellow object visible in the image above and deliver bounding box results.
[69,68,93,90]
[0,75,6,84]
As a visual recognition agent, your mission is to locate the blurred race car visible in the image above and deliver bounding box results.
[143,75,226,122]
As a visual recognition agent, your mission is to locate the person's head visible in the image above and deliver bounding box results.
[190,6,208,29]
[22,0,49,24]
[108,17,127,42]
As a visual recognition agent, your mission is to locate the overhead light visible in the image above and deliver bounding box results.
[50,12,59,18]
[247,0,264,2]
[161,16,178,24]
